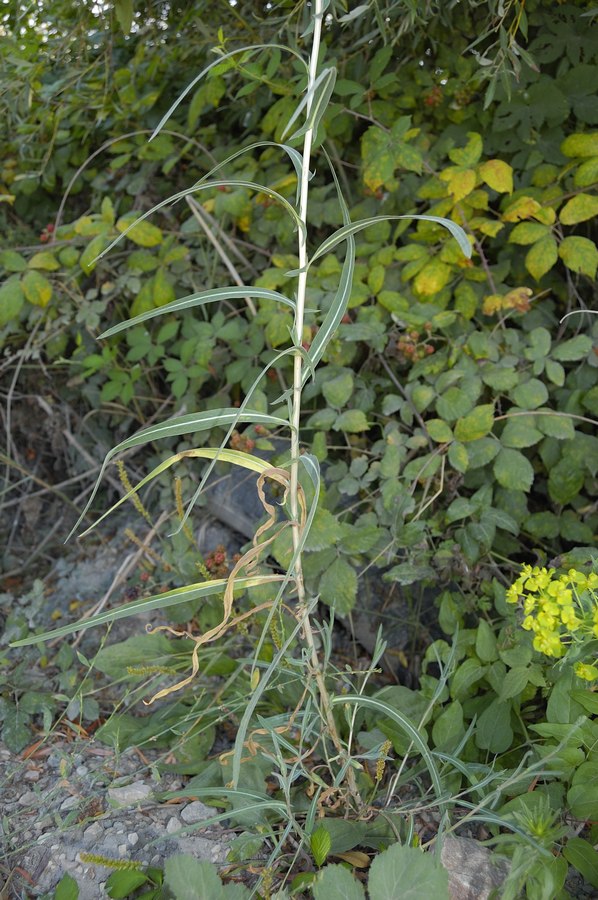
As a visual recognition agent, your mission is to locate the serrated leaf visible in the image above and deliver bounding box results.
[448,441,469,473]
[384,563,434,585]
[55,873,79,900]
[444,167,477,203]
[426,419,453,442]
[117,213,163,248]
[334,410,369,432]
[319,557,357,613]
[536,414,575,440]
[449,132,483,167]
[454,404,494,442]
[548,458,584,505]
[0,277,25,326]
[312,864,366,900]
[501,419,543,448]
[561,133,598,158]
[511,378,549,409]
[552,334,592,361]
[525,235,558,280]
[0,249,27,271]
[493,448,534,492]
[322,370,354,408]
[479,159,513,193]
[22,270,52,307]
[436,387,474,422]
[559,193,598,224]
[368,843,449,900]
[303,508,342,551]
[310,825,332,868]
[28,251,60,271]
[164,855,226,900]
[559,236,598,278]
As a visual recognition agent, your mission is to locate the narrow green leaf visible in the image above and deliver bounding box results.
[100,287,295,338]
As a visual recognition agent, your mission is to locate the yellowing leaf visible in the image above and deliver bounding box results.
[502,196,541,222]
[479,159,513,194]
[80,235,110,274]
[117,213,163,248]
[153,267,175,306]
[426,419,453,443]
[22,270,52,307]
[508,223,550,245]
[559,236,598,278]
[484,287,532,314]
[0,278,25,326]
[561,133,598,158]
[573,157,598,188]
[442,167,477,203]
[413,259,452,296]
[475,219,504,237]
[559,193,598,225]
[449,132,483,167]
[454,404,494,442]
[525,235,558,280]
[482,294,503,315]
[533,206,556,225]
[28,251,60,271]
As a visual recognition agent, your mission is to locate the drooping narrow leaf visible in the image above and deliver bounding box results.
[150,44,308,141]
[283,66,337,140]
[67,409,289,539]
[10,574,285,647]
[99,287,295,338]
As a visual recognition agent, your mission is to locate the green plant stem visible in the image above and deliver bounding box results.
[288,0,360,806]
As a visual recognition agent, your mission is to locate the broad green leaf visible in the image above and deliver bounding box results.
[105,870,148,897]
[319,557,357,613]
[563,838,598,889]
[561,133,598,158]
[501,419,543,448]
[368,843,449,900]
[552,334,592,361]
[559,193,598,224]
[475,699,513,753]
[548,458,584,505]
[479,159,513,193]
[450,659,486,701]
[0,249,27,271]
[334,410,369,432]
[114,0,134,34]
[497,667,530,702]
[574,157,598,187]
[525,235,558,280]
[152,267,175,306]
[362,119,422,191]
[426,419,453,442]
[22,270,52,307]
[312,865,365,900]
[526,511,560,539]
[567,762,598,820]
[475,620,498,662]
[454,404,494,442]
[511,378,549,409]
[0,277,25,326]
[322,371,354,408]
[536,414,575,440]
[432,700,464,751]
[494,448,534,492]
[54,873,79,900]
[117,212,163,247]
[28,251,60,271]
[559,236,598,278]
[448,441,469,472]
[436,387,475,422]
[384,562,435,585]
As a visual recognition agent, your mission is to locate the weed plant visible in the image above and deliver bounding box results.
[9,3,598,898]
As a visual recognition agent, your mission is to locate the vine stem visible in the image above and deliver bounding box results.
[289,0,361,806]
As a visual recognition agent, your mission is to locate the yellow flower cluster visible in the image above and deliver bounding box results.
[506,565,598,678]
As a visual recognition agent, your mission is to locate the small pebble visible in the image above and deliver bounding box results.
[60,796,80,811]
[76,765,88,776]
[18,791,39,806]
[84,823,103,841]
[166,816,180,834]
[118,843,128,855]
[180,800,216,825]
[128,833,139,846]
[108,781,152,805]
[24,770,40,782]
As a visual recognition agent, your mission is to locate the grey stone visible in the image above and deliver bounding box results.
[108,781,152,805]
[60,796,80,811]
[84,822,103,841]
[128,832,139,846]
[440,835,510,900]
[180,800,217,824]
[166,816,181,834]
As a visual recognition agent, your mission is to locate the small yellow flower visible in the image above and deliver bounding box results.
[574,662,598,682]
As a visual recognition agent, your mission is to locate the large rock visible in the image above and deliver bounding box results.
[440,835,510,900]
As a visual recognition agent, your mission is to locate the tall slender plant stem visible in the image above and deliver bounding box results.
[289,0,360,805]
